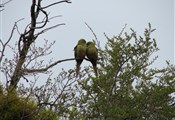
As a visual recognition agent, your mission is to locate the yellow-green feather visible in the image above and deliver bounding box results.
[86,42,98,76]
[74,39,86,77]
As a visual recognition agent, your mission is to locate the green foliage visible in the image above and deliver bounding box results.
[1,24,174,120]
[0,92,37,120]
[74,24,175,119]
[36,108,59,120]
[0,86,59,120]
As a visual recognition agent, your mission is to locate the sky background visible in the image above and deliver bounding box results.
[0,0,174,85]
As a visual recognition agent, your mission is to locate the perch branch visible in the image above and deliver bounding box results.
[24,57,102,74]
[24,58,75,73]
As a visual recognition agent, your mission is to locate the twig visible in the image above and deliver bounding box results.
[0,0,12,11]
[85,22,98,42]
[85,22,102,51]
[30,5,48,29]
[21,75,29,82]
[0,18,24,62]
[34,23,65,37]
[119,24,127,37]
[42,0,72,9]
[48,15,62,21]
[0,0,12,6]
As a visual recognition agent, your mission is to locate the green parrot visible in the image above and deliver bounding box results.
[74,39,86,77]
[86,41,98,76]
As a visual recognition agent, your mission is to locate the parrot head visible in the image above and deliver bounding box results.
[77,39,86,45]
[86,41,95,47]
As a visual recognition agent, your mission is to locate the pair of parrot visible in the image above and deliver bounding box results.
[74,39,98,77]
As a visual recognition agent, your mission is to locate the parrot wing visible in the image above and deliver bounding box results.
[74,39,86,77]
[86,43,98,77]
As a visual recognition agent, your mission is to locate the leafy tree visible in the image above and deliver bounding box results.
[0,89,36,120]
[73,24,175,119]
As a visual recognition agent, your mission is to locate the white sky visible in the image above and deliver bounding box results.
[0,0,174,85]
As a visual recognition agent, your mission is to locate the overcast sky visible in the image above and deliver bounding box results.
[0,0,174,84]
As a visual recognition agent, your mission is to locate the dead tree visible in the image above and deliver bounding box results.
[0,0,72,91]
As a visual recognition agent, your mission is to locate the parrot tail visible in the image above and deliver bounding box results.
[76,60,83,77]
[76,64,80,77]
[93,65,98,77]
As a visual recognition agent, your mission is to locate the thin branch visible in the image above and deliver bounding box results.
[85,22,98,42]
[0,18,24,62]
[21,75,29,82]
[48,15,62,21]
[0,0,12,11]
[24,58,75,73]
[24,46,53,69]
[0,39,3,46]
[15,21,23,35]
[85,22,102,50]
[0,0,12,6]
[119,24,127,37]
[24,15,62,37]
[42,0,72,9]
[34,23,65,37]
[23,57,101,74]
[53,76,75,106]
[30,4,48,29]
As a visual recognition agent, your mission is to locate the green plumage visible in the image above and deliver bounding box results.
[74,39,86,77]
[86,41,98,76]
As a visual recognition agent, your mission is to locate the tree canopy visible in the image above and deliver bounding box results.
[0,0,175,119]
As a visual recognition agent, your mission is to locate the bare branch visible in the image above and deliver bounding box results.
[9,0,71,90]
[42,0,72,9]
[119,24,127,37]
[0,40,3,46]
[0,18,24,63]
[0,0,12,6]
[85,22,102,50]
[23,56,102,74]
[30,4,48,29]
[0,0,12,11]
[48,15,62,21]
[34,23,65,38]
[24,58,75,73]
[24,40,55,68]
[85,22,98,42]
[10,0,37,89]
